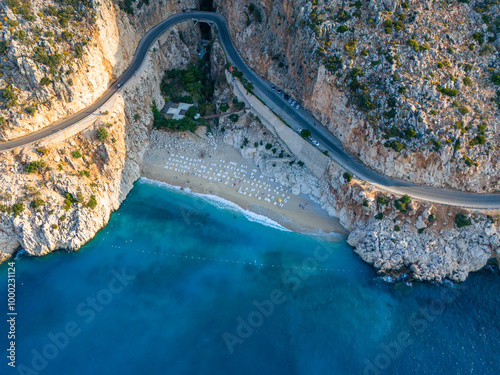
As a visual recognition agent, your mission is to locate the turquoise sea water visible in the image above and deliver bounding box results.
[1,180,499,375]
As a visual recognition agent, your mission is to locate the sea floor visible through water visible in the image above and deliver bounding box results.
[1,181,499,375]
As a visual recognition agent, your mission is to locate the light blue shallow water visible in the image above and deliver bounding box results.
[1,180,499,375]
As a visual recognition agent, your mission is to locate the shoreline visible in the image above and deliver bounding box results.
[140,134,347,240]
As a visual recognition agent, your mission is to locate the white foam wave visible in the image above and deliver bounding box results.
[139,177,290,232]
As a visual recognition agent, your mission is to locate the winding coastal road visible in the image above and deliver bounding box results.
[1,11,499,209]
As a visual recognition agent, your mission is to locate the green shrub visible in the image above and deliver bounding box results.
[79,170,91,178]
[248,3,262,23]
[472,32,484,45]
[455,213,471,228]
[394,194,411,212]
[219,103,229,112]
[437,86,458,97]
[25,160,46,173]
[375,213,384,220]
[96,126,109,142]
[477,123,487,133]
[25,106,36,116]
[0,40,9,55]
[385,141,405,152]
[265,143,272,150]
[40,76,52,86]
[1,87,18,108]
[344,39,358,55]
[463,76,472,86]
[36,147,48,156]
[407,39,419,52]
[30,198,45,209]
[458,106,469,115]
[492,72,500,85]
[404,128,416,139]
[437,62,444,69]
[394,225,400,231]
[71,150,82,159]
[86,195,97,209]
[229,114,239,123]
[343,172,353,182]
[469,135,486,146]
[337,25,349,33]
[377,195,389,205]
[12,202,25,218]
[463,155,477,167]
[300,129,312,138]
[362,200,369,207]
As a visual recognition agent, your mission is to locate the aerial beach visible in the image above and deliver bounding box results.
[141,129,346,237]
[0,1,498,374]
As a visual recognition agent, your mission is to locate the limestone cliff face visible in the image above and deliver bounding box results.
[0,2,200,260]
[0,0,195,140]
[215,0,500,193]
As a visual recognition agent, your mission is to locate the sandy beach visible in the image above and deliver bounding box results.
[141,130,347,239]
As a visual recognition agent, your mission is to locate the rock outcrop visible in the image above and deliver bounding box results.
[0,1,200,259]
[215,0,500,193]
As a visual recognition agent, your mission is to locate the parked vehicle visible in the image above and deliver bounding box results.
[277,89,281,94]
[295,104,300,110]
[272,86,275,90]
[291,100,296,106]
[312,140,320,146]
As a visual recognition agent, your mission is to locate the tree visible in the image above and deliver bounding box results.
[455,213,471,228]
[343,172,352,182]
[25,160,46,173]
[96,126,109,142]
[72,150,82,159]
[31,198,45,209]
[40,77,52,86]
[184,106,198,119]
[300,129,311,138]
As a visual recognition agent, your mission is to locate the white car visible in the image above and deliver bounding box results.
[312,140,320,147]
[295,104,300,110]
[297,128,303,133]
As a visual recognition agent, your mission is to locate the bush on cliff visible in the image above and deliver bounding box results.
[25,160,46,174]
[455,213,472,228]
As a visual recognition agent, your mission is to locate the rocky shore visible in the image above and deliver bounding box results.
[0,1,497,283]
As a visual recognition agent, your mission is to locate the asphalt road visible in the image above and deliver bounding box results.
[1,11,499,209]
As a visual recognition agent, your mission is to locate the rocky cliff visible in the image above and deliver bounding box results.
[214,48,499,282]
[0,0,195,139]
[215,0,500,193]
[0,0,200,261]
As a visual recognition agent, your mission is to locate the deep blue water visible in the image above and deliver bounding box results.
[1,180,499,375]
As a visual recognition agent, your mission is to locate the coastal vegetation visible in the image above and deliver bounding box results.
[160,59,215,116]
